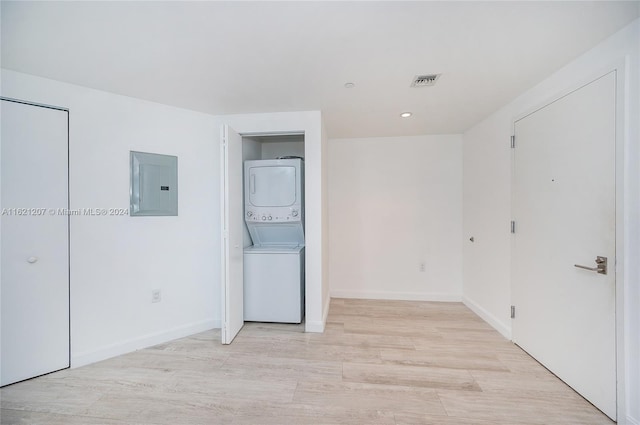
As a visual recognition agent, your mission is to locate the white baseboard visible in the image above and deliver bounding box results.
[305,296,331,333]
[331,290,462,303]
[462,296,511,339]
[71,319,219,368]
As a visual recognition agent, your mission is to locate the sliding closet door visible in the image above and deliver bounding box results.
[1,99,70,386]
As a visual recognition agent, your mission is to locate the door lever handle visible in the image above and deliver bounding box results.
[574,256,607,275]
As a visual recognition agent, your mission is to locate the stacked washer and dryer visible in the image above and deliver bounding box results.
[243,158,305,323]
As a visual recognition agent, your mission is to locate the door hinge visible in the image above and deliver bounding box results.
[510,221,516,234]
[510,135,515,148]
[511,305,516,319]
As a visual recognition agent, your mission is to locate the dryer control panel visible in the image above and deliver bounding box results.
[246,207,301,223]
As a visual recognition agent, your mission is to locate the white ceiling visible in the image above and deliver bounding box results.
[2,1,638,139]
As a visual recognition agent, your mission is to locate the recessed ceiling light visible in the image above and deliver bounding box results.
[400,112,412,118]
[344,82,355,89]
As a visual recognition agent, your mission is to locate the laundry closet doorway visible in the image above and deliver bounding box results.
[220,124,306,344]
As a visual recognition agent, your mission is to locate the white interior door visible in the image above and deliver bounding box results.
[512,72,617,419]
[220,125,244,344]
[1,99,70,386]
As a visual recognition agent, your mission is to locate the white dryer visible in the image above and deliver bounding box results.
[244,158,304,246]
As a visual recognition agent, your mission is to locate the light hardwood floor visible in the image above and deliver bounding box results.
[1,299,613,424]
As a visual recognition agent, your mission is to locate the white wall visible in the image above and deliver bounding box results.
[462,19,639,424]
[1,70,219,367]
[211,111,329,332]
[329,135,463,301]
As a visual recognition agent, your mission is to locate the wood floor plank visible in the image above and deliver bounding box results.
[393,411,534,425]
[0,379,107,416]
[220,352,343,382]
[89,348,228,373]
[469,369,583,395]
[343,320,444,339]
[379,347,510,372]
[229,402,397,425]
[293,381,447,415]
[0,409,145,425]
[40,365,177,394]
[309,330,416,350]
[342,361,482,391]
[169,369,299,403]
[495,350,558,375]
[436,389,613,425]
[412,334,518,354]
[267,338,384,364]
[83,389,236,425]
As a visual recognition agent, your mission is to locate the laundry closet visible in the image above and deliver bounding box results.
[218,112,325,344]
[241,134,305,323]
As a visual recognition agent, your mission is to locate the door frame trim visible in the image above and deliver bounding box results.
[509,58,628,420]
[0,96,68,112]
[220,125,230,344]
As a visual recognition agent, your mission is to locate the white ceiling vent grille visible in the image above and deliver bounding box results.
[411,74,441,87]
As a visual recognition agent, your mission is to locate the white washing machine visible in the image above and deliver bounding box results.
[243,158,305,323]
[243,245,304,323]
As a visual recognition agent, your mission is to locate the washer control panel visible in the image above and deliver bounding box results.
[245,208,301,223]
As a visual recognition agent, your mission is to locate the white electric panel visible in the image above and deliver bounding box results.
[130,151,178,216]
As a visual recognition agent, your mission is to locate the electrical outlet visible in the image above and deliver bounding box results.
[152,289,161,303]
[419,262,426,272]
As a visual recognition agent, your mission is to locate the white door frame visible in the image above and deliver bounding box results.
[215,111,326,336]
[219,127,308,344]
[510,60,628,419]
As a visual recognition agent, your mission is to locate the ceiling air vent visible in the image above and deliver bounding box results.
[411,74,441,87]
